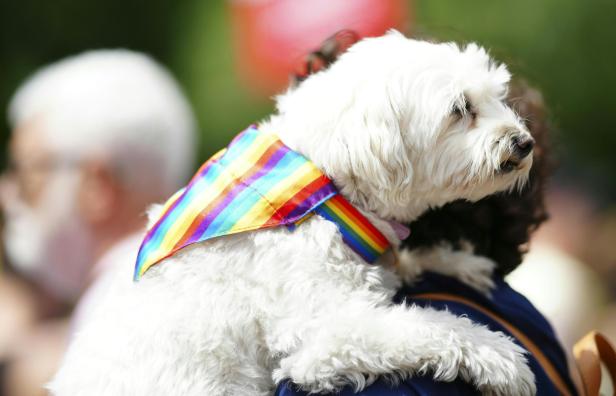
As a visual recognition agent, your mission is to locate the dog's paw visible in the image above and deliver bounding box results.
[459,327,536,396]
[273,350,371,394]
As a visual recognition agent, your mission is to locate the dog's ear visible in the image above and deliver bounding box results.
[324,90,414,207]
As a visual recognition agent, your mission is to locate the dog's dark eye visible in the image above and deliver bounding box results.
[452,100,476,120]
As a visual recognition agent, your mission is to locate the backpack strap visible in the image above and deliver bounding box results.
[573,331,616,396]
[410,292,574,396]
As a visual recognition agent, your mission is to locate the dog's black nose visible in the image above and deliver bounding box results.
[512,135,535,159]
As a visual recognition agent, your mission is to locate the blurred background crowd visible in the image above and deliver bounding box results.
[0,1,615,395]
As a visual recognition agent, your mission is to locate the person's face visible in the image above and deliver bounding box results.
[0,120,94,302]
[5,121,59,207]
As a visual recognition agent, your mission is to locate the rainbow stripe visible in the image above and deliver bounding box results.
[315,195,390,263]
[134,126,391,280]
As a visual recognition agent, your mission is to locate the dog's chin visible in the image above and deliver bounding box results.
[498,156,532,175]
[499,159,521,174]
[457,162,532,204]
[495,159,532,193]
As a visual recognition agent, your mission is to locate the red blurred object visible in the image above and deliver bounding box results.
[229,0,411,95]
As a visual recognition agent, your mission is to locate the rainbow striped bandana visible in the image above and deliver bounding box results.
[134,126,391,280]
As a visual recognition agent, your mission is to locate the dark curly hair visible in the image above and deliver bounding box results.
[402,80,552,275]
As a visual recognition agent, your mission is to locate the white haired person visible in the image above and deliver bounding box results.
[0,50,196,396]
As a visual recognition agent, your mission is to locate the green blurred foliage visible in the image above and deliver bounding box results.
[172,0,272,158]
[1,0,615,196]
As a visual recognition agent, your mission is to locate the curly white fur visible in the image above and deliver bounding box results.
[50,32,536,396]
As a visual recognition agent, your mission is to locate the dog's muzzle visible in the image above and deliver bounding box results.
[500,135,535,173]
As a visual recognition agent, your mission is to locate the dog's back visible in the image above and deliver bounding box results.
[50,216,357,396]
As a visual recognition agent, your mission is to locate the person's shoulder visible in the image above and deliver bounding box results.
[276,376,478,396]
[396,271,556,336]
[396,272,575,396]
[276,272,575,396]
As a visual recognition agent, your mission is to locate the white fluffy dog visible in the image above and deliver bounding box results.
[51,32,537,396]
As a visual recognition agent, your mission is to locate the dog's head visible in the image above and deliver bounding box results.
[402,80,551,275]
[272,31,533,222]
